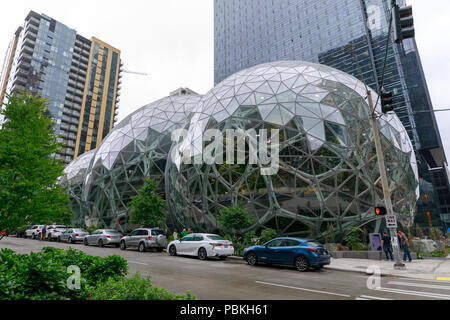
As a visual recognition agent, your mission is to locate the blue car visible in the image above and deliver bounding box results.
[243,237,331,272]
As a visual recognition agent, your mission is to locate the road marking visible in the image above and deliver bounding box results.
[388,281,450,291]
[128,261,149,266]
[437,277,450,281]
[360,295,392,300]
[255,281,351,298]
[375,287,450,300]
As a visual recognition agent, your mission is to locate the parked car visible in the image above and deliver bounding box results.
[167,233,234,260]
[84,229,122,247]
[120,228,167,252]
[25,225,45,240]
[243,238,330,272]
[47,225,68,241]
[15,226,29,238]
[58,228,89,244]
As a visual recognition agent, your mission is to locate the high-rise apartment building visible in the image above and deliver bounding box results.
[214,0,450,228]
[0,11,122,164]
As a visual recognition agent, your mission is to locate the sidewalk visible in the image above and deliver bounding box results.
[324,256,450,280]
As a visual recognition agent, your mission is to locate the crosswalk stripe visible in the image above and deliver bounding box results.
[255,281,351,298]
[360,295,392,300]
[388,281,450,291]
[375,287,450,300]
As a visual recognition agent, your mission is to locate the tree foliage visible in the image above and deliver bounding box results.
[0,92,71,231]
[129,178,167,227]
[218,203,256,237]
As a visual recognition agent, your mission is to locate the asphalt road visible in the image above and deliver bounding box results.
[1,237,450,300]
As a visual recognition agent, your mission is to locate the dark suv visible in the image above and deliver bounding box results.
[120,228,167,252]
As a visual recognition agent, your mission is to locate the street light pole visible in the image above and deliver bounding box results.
[367,90,405,269]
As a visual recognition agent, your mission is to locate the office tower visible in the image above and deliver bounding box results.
[214,0,450,228]
[0,11,123,164]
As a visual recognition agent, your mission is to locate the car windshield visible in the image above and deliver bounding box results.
[207,235,225,241]
[74,229,86,232]
[306,241,323,248]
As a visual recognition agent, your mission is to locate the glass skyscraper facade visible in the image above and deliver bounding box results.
[214,0,450,228]
[0,11,123,164]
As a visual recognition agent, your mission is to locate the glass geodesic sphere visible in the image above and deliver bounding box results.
[166,61,418,239]
[82,93,202,229]
[60,149,96,226]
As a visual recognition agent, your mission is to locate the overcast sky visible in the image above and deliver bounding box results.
[1,0,449,160]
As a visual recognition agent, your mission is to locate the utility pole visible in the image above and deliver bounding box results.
[367,90,405,269]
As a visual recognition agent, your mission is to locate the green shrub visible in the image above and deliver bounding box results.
[344,227,364,251]
[0,248,88,300]
[89,272,196,300]
[259,228,277,245]
[87,225,101,234]
[0,247,128,300]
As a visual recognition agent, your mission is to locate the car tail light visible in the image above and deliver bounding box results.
[75,234,79,237]
[230,243,233,247]
[106,235,111,239]
[210,243,223,248]
[148,236,152,240]
[308,248,320,253]
[37,230,40,233]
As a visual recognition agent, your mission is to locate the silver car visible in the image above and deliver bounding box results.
[120,228,167,252]
[58,228,89,244]
[84,229,122,247]
[25,225,45,239]
[47,225,68,241]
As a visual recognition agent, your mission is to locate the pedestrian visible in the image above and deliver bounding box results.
[181,228,188,237]
[41,225,47,241]
[398,229,412,262]
[164,228,170,240]
[173,228,179,240]
[381,231,394,261]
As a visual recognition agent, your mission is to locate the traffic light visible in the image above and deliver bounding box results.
[375,206,387,216]
[381,89,394,113]
[393,5,415,43]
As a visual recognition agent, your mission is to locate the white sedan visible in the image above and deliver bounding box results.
[167,233,234,260]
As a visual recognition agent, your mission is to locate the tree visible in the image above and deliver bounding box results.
[129,178,167,227]
[217,203,256,238]
[0,91,71,233]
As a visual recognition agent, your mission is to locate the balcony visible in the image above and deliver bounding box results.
[27,16,40,27]
[19,52,32,62]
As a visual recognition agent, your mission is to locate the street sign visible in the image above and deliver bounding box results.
[386,215,397,228]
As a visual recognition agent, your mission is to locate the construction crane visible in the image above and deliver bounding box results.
[122,69,148,76]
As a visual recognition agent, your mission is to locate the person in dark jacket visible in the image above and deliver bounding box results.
[381,231,394,261]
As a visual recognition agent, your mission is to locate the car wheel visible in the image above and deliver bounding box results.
[32,234,36,240]
[57,237,61,243]
[68,237,73,244]
[120,241,126,250]
[98,239,104,248]
[169,245,177,256]
[198,247,208,260]
[138,242,146,252]
[295,256,309,272]
[247,252,258,266]
[84,238,89,246]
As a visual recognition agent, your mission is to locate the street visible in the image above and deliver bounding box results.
[1,237,450,300]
